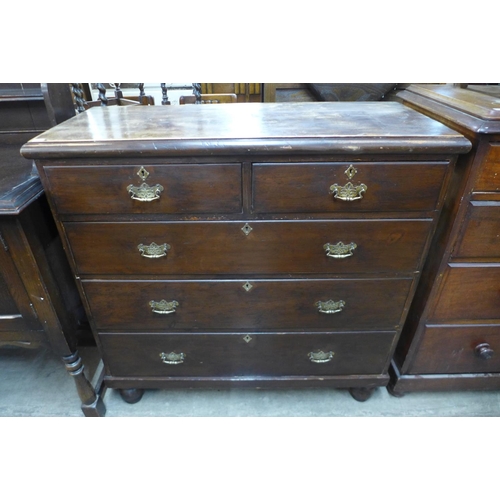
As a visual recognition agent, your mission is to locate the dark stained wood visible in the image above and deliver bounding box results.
[391,84,500,394]
[474,143,500,192]
[64,219,432,276]
[431,267,500,322]
[0,86,103,416]
[81,278,412,332]
[453,203,500,259]
[119,388,144,404]
[44,163,242,215]
[411,325,500,374]
[253,161,449,213]
[348,386,377,402]
[99,331,396,378]
[21,102,471,159]
[26,101,468,405]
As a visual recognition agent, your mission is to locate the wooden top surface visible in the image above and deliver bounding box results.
[21,101,471,158]
[405,84,500,121]
[399,84,500,135]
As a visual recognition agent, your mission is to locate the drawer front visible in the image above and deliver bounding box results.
[65,219,432,276]
[411,325,500,374]
[432,267,500,322]
[82,278,412,332]
[474,143,500,193]
[44,163,242,215]
[252,162,448,213]
[99,331,397,378]
[453,204,500,259]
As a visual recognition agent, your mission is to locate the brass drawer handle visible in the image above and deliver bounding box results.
[308,350,334,363]
[330,181,367,201]
[127,182,164,201]
[149,299,179,314]
[138,242,170,258]
[160,352,185,364]
[316,299,345,314]
[324,242,357,259]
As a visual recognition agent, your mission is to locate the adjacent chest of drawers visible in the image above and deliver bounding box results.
[390,84,500,394]
[21,102,470,404]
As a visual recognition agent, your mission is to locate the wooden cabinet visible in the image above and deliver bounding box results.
[390,84,500,393]
[21,101,470,404]
[0,84,103,416]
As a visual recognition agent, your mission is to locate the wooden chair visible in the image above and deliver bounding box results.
[179,83,237,105]
[42,83,159,126]
[179,93,238,105]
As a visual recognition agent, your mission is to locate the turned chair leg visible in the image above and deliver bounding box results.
[62,351,106,417]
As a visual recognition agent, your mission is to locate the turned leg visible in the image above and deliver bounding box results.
[348,387,376,402]
[119,388,144,404]
[62,351,106,417]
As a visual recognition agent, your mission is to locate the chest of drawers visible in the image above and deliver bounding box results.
[21,102,470,405]
[390,84,500,394]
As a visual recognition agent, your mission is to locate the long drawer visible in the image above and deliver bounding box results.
[82,278,412,332]
[99,331,397,378]
[252,161,448,213]
[431,266,500,322]
[411,325,500,374]
[44,163,242,215]
[65,219,432,275]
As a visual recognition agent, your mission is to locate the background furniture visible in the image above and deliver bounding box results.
[390,84,500,394]
[21,102,469,407]
[0,84,104,416]
[179,93,237,104]
[262,83,405,102]
[201,83,261,102]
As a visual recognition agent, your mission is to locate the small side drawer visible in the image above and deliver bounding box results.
[411,325,500,374]
[453,203,500,259]
[99,331,397,378]
[474,143,500,193]
[44,163,242,215]
[252,161,449,213]
[65,219,432,275]
[82,278,413,332]
[431,266,500,322]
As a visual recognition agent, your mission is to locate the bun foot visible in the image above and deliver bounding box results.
[386,384,405,398]
[119,388,144,404]
[348,387,376,402]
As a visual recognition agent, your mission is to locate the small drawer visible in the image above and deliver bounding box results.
[99,331,397,378]
[65,219,432,276]
[474,143,500,193]
[431,266,500,322]
[82,277,412,332]
[453,203,500,259]
[252,161,448,213]
[411,325,500,374]
[44,163,242,215]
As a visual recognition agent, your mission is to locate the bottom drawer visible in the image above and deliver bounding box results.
[411,325,500,374]
[99,331,396,378]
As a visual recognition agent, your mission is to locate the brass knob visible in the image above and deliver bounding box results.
[474,343,494,360]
